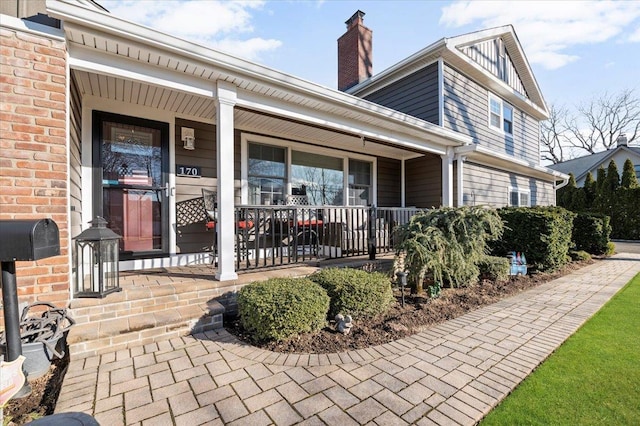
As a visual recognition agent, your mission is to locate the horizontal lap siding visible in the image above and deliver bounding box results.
[173,120,244,253]
[443,64,539,164]
[364,63,439,125]
[463,162,554,207]
[174,119,216,253]
[377,157,401,206]
[405,154,441,208]
[70,74,82,244]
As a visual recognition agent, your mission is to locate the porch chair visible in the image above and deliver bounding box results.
[286,194,322,256]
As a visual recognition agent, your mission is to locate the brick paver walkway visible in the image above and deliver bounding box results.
[56,254,640,425]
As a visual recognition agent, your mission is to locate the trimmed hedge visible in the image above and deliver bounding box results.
[477,255,510,282]
[237,278,329,342]
[569,250,591,261]
[572,213,611,255]
[493,207,575,272]
[611,188,640,239]
[309,268,394,318]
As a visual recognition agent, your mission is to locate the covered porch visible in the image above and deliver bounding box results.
[50,1,472,287]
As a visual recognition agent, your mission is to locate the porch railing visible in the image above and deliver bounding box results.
[231,205,421,271]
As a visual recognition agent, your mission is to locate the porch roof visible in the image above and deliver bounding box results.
[47,0,473,157]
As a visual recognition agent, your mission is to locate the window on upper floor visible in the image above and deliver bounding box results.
[488,94,514,136]
[509,188,530,207]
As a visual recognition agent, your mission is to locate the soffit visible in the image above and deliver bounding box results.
[74,69,422,161]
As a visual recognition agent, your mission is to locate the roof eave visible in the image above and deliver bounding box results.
[46,0,472,148]
[455,144,568,182]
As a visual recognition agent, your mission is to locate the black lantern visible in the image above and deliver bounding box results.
[73,217,122,298]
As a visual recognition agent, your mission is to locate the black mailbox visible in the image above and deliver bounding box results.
[0,219,60,261]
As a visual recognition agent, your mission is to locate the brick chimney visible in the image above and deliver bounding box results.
[337,10,372,92]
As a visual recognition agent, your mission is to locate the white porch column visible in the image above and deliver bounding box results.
[456,155,466,207]
[400,158,406,207]
[441,147,454,207]
[215,81,238,281]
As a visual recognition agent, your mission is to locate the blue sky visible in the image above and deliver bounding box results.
[101,0,640,110]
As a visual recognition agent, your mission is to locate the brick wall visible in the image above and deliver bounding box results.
[0,26,70,307]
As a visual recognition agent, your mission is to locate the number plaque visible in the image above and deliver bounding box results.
[176,165,201,177]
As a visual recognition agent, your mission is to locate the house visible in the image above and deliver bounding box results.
[1,1,567,313]
[548,134,640,186]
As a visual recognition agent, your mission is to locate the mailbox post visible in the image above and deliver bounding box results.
[0,219,60,398]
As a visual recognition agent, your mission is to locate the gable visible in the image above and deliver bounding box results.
[460,37,528,99]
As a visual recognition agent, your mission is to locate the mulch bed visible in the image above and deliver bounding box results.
[225,259,594,354]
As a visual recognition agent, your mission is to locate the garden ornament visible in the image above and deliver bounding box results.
[335,314,353,334]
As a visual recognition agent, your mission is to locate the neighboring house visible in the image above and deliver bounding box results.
[0,2,567,308]
[548,135,640,186]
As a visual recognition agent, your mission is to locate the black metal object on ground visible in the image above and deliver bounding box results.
[0,219,60,398]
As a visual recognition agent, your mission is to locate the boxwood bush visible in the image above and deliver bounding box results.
[572,212,611,255]
[493,206,575,272]
[237,278,329,342]
[569,250,591,261]
[309,268,394,318]
[477,255,510,282]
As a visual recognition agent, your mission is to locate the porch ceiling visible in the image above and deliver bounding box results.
[74,68,424,161]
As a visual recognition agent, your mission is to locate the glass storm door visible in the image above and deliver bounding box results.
[93,111,169,259]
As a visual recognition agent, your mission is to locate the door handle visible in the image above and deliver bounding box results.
[163,184,175,197]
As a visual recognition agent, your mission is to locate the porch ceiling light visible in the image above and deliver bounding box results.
[182,127,195,150]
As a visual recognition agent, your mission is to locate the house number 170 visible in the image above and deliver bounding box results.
[176,165,201,177]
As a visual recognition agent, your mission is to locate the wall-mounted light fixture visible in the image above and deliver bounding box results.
[181,127,195,150]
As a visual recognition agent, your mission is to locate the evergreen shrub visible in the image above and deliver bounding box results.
[572,213,611,255]
[237,278,329,342]
[477,255,510,282]
[493,206,575,272]
[610,188,640,239]
[309,268,394,318]
[569,250,591,261]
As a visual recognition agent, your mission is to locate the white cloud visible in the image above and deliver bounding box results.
[630,26,640,42]
[99,0,281,60]
[211,37,282,61]
[440,1,640,69]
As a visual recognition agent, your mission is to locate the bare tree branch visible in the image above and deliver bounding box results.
[540,104,570,164]
[566,89,640,154]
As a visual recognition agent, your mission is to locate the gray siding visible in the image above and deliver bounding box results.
[462,162,554,207]
[405,154,441,208]
[461,37,527,98]
[364,63,439,125]
[173,120,242,253]
[69,73,82,243]
[442,63,539,163]
[174,119,216,254]
[376,157,401,207]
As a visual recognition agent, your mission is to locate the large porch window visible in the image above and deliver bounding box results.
[348,159,371,206]
[248,144,286,205]
[244,137,375,206]
[292,151,343,205]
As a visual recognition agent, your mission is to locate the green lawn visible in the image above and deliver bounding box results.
[481,273,640,425]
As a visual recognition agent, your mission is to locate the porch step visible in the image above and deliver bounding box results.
[66,281,226,359]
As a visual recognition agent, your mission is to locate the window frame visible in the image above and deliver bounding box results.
[241,133,377,206]
[508,187,531,207]
[488,93,514,137]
